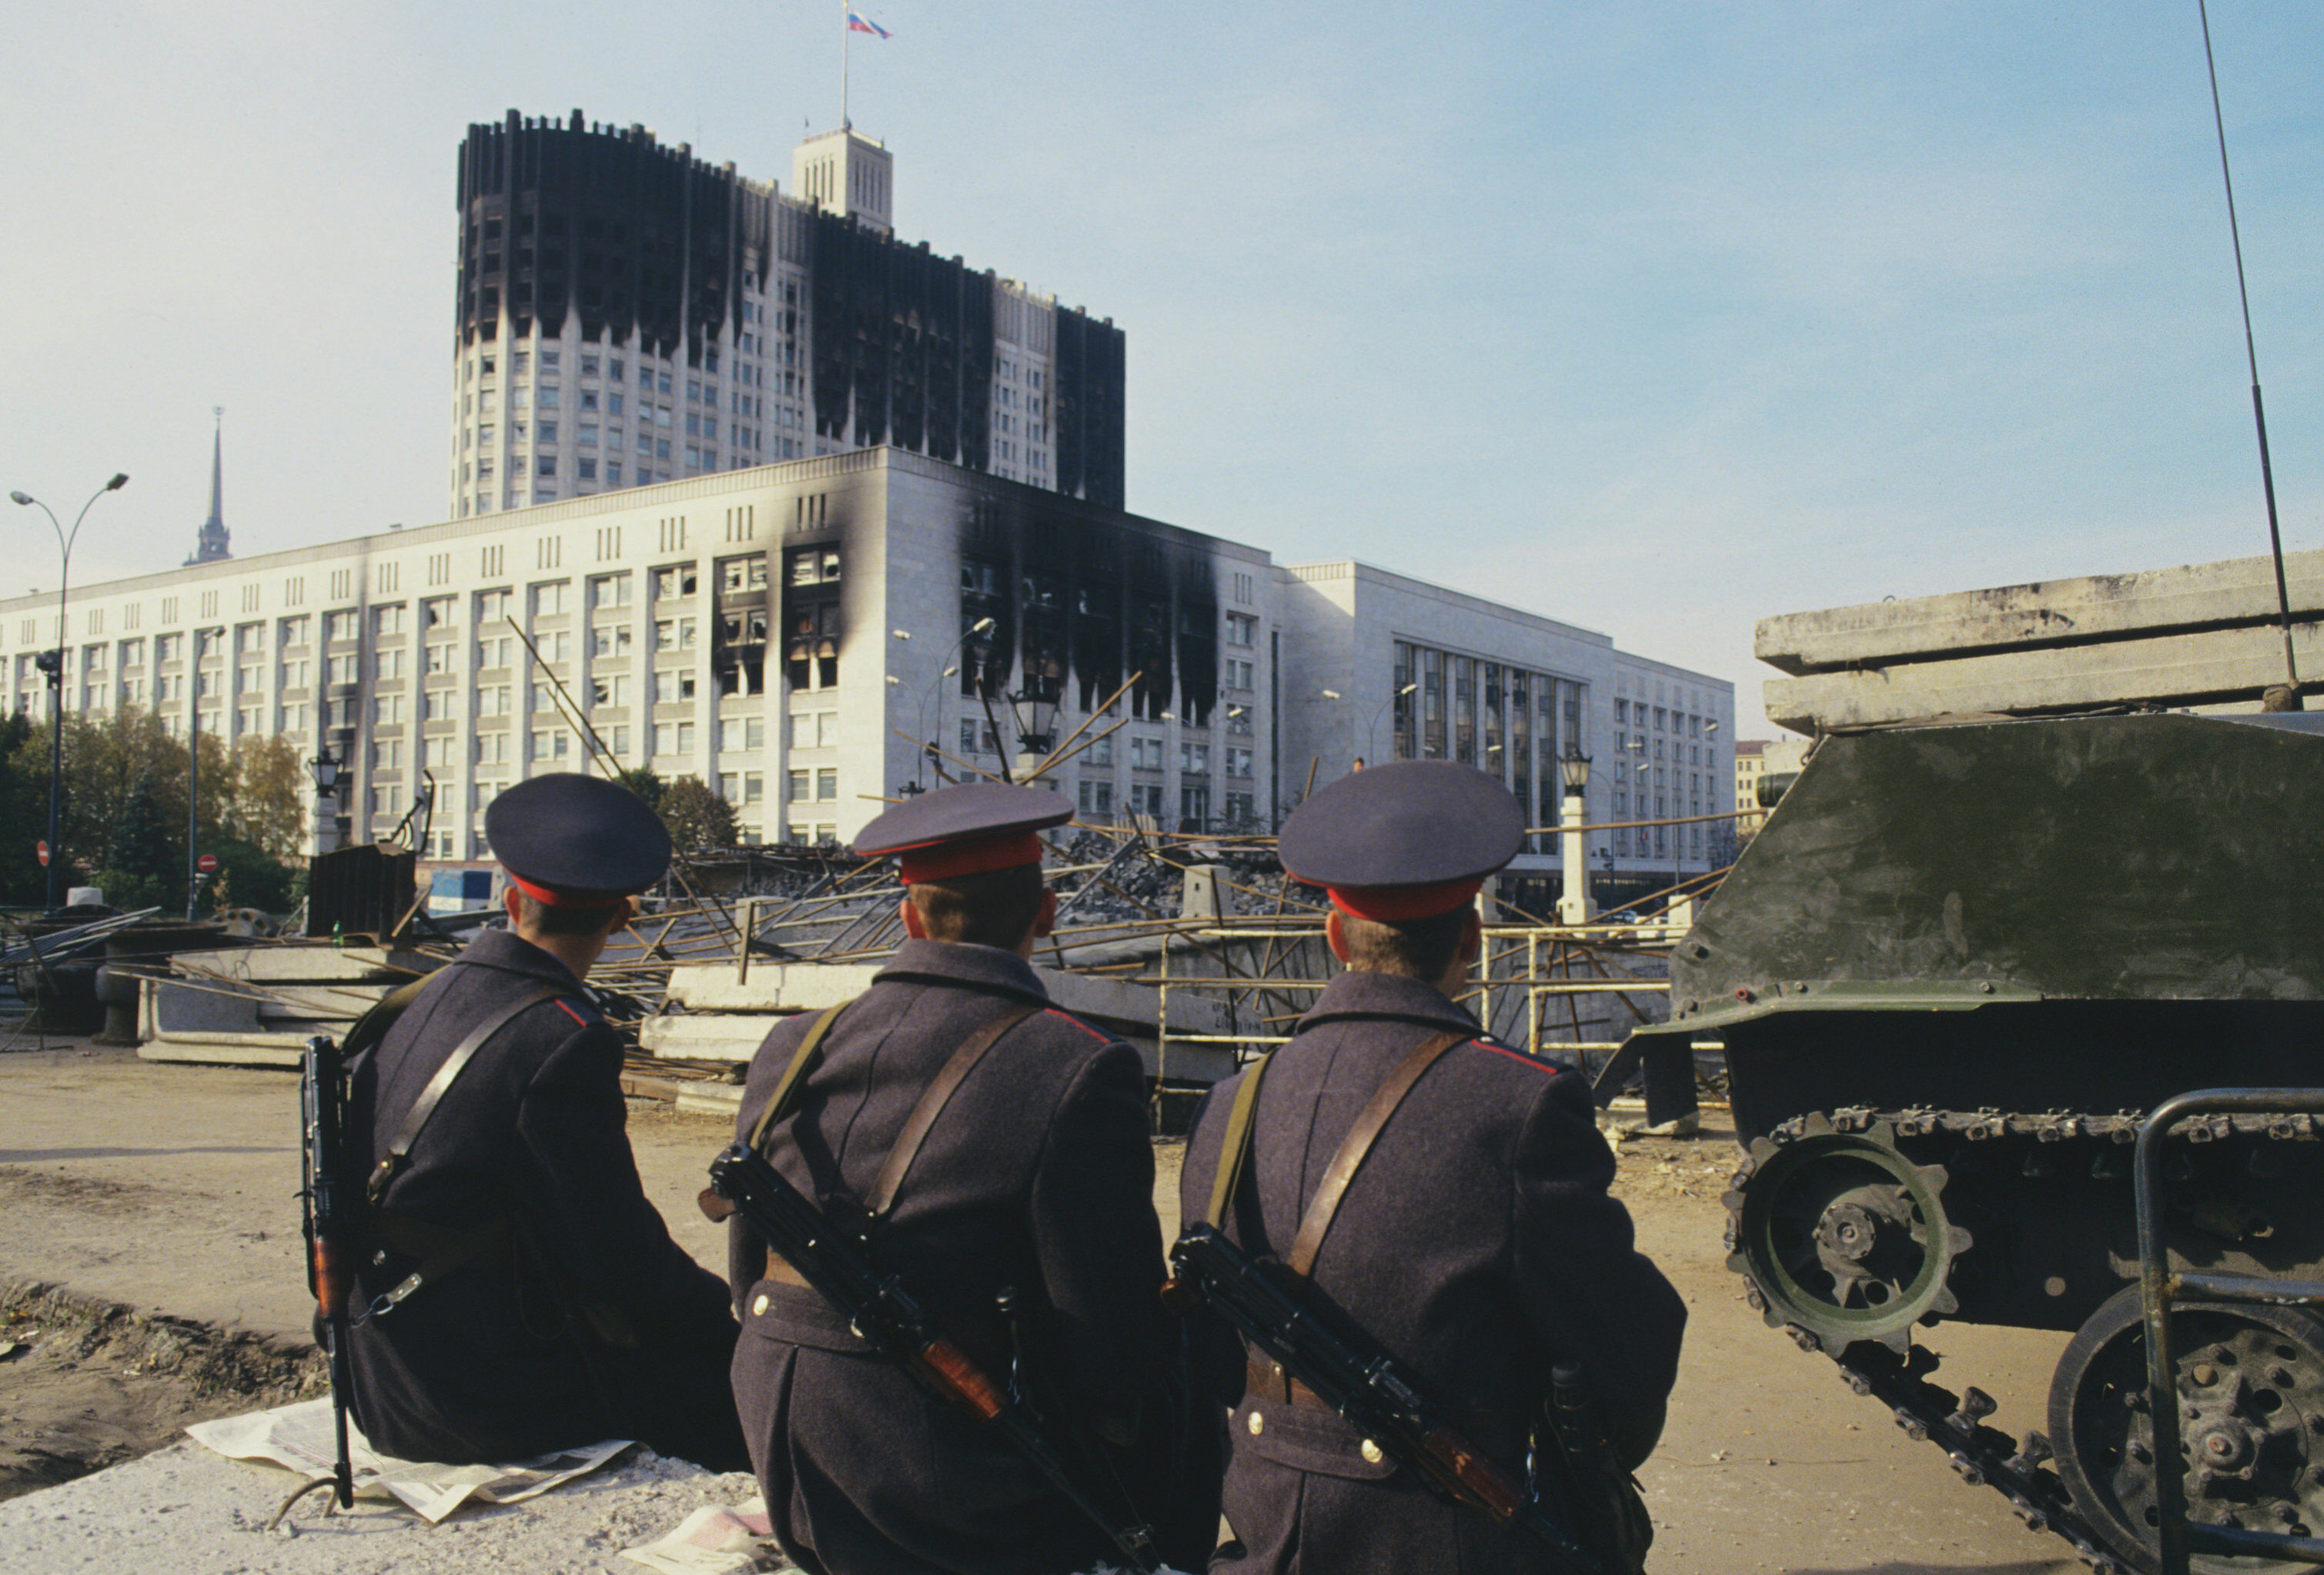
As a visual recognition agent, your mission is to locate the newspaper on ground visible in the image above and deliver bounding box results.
[186,1398,632,1523]
[617,1498,781,1573]
[610,1497,1192,1575]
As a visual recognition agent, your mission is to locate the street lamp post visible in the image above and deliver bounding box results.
[1557,745,1594,926]
[9,473,129,910]
[902,617,995,791]
[308,747,344,857]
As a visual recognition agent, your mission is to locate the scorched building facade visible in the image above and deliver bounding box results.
[449,112,1124,521]
[1,452,1266,861]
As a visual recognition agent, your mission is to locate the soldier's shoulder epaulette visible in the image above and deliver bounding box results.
[1466,1036,1560,1075]
[547,995,600,1029]
[1040,1006,1114,1045]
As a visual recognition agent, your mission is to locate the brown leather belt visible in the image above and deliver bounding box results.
[1245,1356,1524,1440]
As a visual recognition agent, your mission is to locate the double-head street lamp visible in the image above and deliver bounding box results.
[1321,681,1419,768]
[1557,744,1594,926]
[10,473,129,910]
[901,617,995,791]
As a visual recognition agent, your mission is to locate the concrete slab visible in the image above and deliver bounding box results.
[638,1015,788,1062]
[1764,618,2324,731]
[1757,545,2324,677]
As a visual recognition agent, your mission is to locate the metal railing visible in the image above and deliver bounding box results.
[1150,920,1684,1082]
[2137,1088,2324,1572]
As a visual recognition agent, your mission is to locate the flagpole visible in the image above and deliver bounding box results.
[841,0,851,130]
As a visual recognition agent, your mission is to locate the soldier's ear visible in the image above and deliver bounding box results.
[1324,908,1350,964]
[898,894,928,940]
[1457,909,1484,965]
[1029,887,1058,941]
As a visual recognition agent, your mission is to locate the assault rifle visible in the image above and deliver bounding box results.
[704,1142,1162,1573]
[1165,1222,1606,1575]
[299,1033,359,1510]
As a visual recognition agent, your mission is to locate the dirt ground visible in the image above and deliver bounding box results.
[0,1039,2085,1573]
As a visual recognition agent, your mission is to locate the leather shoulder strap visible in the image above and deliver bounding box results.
[1284,1029,1467,1280]
[1201,1050,1277,1232]
[746,998,854,1150]
[367,982,561,1207]
[865,1000,1038,1221]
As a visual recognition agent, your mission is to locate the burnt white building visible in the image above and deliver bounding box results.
[446,112,1123,521]
[2,451,1265,861]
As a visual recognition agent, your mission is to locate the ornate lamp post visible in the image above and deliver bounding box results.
[1557,745,1595,926]
[9,473,129,910]
[308,746,344,856]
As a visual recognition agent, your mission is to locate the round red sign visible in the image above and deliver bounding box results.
[197,853,219,874]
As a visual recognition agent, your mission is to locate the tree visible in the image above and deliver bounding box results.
[206,836,299,915]
[616,766,665,814]
[223,734,306,859]
[0,712,45,905]
[95,769,179,911]
[659,775,739,851]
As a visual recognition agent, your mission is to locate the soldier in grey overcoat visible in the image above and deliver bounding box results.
[1179,760,1686,1574]
[347,774,746,1470]
[727,783,1219,1575]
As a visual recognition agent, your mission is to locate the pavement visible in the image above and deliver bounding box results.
[0,1038,2089,1573]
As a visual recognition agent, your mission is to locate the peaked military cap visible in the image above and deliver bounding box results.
[487,773,672,908]
[855,781,1072,884]
[1279,758,1524,920]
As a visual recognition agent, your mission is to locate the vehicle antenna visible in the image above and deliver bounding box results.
[2197,0,2301,706]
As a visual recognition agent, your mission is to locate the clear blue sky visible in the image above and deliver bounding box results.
[5,2,2317,733]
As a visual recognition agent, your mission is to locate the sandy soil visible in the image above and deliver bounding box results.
[0,1039,2086,1572]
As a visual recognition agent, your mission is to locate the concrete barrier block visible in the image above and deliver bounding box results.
[1757,547,2324,677]
[1764,620,2324,731]
[640,1015,789,1062]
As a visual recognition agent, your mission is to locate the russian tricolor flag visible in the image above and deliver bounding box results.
[847,10,890,38]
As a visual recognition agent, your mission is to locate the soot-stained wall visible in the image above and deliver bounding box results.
[456,110,764,360]
[810,214,1124,508]
[951,490,1219,728]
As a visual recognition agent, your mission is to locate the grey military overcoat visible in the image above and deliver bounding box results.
[346,928,744,1468]
[1179,969,1687,1575]
[727,938,1212,1575]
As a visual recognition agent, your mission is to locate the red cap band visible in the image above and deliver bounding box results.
[1323,879,1482,922]
[505,868,628,911]
[895,831,1045,885]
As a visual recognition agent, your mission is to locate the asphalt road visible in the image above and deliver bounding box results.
[0,1040,2085,1572]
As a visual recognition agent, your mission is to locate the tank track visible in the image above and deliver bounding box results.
[1723,1105,2324,1573]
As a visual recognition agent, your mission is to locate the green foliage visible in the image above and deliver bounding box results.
[0,712,45,905]
[203,838,299,916]
[615,766,666,814]
[658,775,740,852]
[106,769,182,901]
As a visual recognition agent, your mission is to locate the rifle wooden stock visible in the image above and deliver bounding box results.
[707,1142,1159,1573]
[1169,1222,1603,1575]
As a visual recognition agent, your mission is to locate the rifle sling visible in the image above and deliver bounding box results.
[746,998,854,1150]
[367,982,561,1209]
[1284,1030,1466,1280]
[723,995,1035,1244]
[1201,1048,1276,1230]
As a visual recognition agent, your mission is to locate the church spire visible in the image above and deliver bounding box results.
[186,406,230,565]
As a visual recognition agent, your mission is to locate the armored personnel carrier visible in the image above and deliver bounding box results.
[1608,710,2324,1572]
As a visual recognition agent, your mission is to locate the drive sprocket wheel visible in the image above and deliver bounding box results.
[2050,1285,2324,1574]
[1725,1116,1969,1350]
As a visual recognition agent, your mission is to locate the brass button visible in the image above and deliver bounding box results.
[1360,1439,1384,1464]
[751,1293,769,1316]
[1246,1410,1265,1436]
